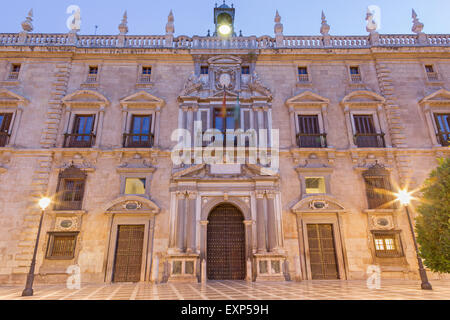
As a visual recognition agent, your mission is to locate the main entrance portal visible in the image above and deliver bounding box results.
[207,204,246,280]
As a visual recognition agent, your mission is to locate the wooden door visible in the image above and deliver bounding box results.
[113,225,145,282]
[307,224,339,280]
[207,204,245,280]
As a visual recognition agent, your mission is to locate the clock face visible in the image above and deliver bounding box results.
[219,73,231,87]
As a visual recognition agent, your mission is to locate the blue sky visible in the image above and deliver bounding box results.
[0,0,449,36]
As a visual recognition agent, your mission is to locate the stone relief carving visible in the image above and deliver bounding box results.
[180,72,203,96]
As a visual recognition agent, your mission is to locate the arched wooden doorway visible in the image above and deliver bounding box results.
[207,203,246,280]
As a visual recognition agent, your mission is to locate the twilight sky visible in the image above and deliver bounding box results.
[0,0,449,36]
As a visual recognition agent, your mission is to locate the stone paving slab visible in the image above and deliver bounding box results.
[0,280,449,300]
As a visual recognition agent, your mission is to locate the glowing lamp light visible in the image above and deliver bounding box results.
[396,190,413,206]
[218,24,232,36]
[39,197,51,210]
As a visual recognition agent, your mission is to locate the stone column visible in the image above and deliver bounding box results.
[321,104,331,148]
[186,192,197,253]
[377,104,392,148]
[423,104,440,147]
[243,220,254,258]
[199,220,209,260]
[8,106,24,147]
[176,192,186,253]
[94,106,105,148]
[154,107,161,147]
[289,107,297,147]
[256,192,267,253]
[343,105,356,148]
[266,192,277,252]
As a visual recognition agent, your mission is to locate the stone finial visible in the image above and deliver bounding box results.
[365,8,378,33]
[166,10,175,35]
[118,11,128,35]
[412,9,424,34]
[274,10,283,36]
[320,11,330,35]
[21,9,33,32]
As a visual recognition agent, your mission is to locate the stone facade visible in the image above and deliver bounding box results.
[0,5,449,284]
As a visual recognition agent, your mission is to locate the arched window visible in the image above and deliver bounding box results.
[362,164,395,209]
[54,165,87,210]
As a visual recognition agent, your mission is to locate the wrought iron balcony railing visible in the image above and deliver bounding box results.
[0,132,10,147]
[54,200,83,211]
[63,133,96,148]
[354,133,385,148]
[437,132,450,146]
[123,133,154,148]
[296,133,327,148]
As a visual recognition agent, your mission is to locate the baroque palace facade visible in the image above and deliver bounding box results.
[0,3,449,284]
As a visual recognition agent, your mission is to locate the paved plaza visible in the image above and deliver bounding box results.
[0,280,449,300]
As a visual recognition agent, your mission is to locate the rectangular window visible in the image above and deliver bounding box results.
[434,113,450,146]
[8,64,21,80]
[425,65,439,81]
[125,178,146,195]
[124,115,153,148]
[46,232,78,260]
[200,66,209,75]
[364,175,394,209]
[65,115,96,148]
[140,66,152,83]
[241,66,250,75]
[373,232,403,258]
[349,66,362,83]
[305,177,326,194]
[297,115,325,148]
[353,115,384,148]
[298,67,309,82]
[87,66,98,83]
[0,113,13,147]
[57,179,85,210]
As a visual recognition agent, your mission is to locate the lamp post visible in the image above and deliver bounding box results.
[22,197,51,297]
[396,190,432,290]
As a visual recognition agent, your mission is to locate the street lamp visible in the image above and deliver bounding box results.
[395,189,432,290]
[22,197,51,297]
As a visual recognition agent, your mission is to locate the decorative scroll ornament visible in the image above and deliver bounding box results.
[215,68,236,90]
[122,201,143,210]
[21,9,33,32]
[309,200,329,210]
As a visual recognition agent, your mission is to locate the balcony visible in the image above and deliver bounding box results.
[7,72,19,81]
[437,132,450,146]
[426,72,439,82]
[0,132,10,147]
[123,133,154,148]
[86,74,97,83]
[354,133,385,148]
[54,200,83,211]
[64,133,96,148]
[350,74,362,83]
[298,74,309,83]
[296,133,327,148]
[139,74,152,83]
